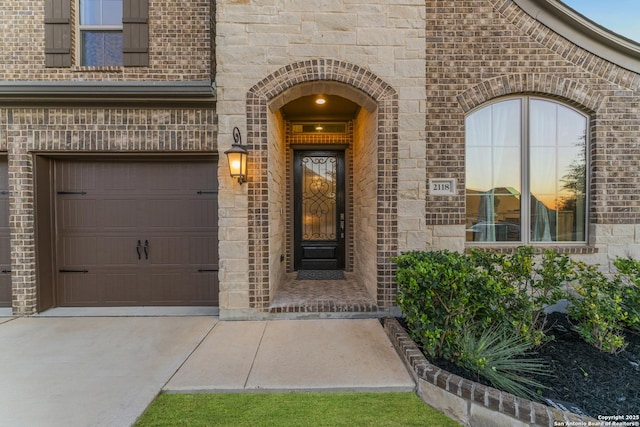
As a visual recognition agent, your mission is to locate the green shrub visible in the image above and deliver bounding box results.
[614,257,640,332]
[393,247,568,360]
[393,250,491,360]
[394,248,639,359]
[456,325,549,401]
[566,261,627,354]
[468,247,572,346]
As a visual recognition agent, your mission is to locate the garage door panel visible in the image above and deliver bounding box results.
[191,199,218,228]
[146,235,218,266]
[0,236,10,264]
[146,237,189,265]
[150,272,218,305]
[144,199,217,229]
[146,166,192,191]
[60,198,145,231]
[58,162,97,193]
[97,199,142,229]
[100,237,141,265]
[147,163,216,192]
[61,236,98,265]
[189,236,219,265]
[59,198,98,230]
[0,158,8,307]
[0,199,8,224]
[98,164,143,192]
[102,274,145,305]
[56,160,219,307]
[146,199,191,228]
[59,273,100,306]
[61,236,143,266]
[0,274,10,307]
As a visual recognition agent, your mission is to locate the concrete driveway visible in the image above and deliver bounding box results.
[0,316,216,427]
[0,316,415,427]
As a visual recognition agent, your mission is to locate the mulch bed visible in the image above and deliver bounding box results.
[406,313,640,418]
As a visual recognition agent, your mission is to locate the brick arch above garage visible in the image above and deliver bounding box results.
[245,59,399,310]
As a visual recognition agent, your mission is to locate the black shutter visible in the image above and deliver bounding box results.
[44,0,71,67]
[122,0,149,67]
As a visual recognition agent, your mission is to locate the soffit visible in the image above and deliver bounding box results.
[280,94,360,121]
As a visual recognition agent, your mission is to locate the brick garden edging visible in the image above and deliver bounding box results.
[383,318,596,427]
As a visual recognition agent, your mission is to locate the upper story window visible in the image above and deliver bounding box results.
[465,97,588,244]
[79,0,123,66]
[45,0,148,68]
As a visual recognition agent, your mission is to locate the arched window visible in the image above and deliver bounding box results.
[465,97,588,243]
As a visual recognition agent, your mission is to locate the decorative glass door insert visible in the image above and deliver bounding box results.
[294,151,345,270]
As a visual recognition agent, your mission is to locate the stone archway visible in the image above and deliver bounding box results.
[245,59,398,311]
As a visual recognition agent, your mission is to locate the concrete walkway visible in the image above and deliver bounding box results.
[165,319,415,393]
[0,317,414,427]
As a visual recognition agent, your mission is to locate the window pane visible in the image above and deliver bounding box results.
[80,0,122,25]
[492,99,521,147]
[80,0,102,25]
[465,100,521,242]
[530,100,586,242]
[82,31,123,66]
[103,0,123,25]
[466,189,521,242]
[301,156,337,241]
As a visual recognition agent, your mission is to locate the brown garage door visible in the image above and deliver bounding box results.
[0,158,10,307]
[55,160,218,307]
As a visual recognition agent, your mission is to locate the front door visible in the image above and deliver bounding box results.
[294,150,345,270]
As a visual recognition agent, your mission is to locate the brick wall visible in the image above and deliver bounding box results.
[425,0,640,261]
[0,0,212,81]
[1,107,216,315]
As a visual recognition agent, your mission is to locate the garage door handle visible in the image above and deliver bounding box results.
[59,269,89,273]
[136,240,142,260]
[144,240,149,260]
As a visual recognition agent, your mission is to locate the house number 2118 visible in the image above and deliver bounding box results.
[429,179,456,195]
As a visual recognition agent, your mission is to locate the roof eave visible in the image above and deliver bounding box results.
[514,0,640,74]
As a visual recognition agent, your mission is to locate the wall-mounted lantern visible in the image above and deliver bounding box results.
[224,126,248,184]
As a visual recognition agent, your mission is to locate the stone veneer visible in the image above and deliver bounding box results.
[216,0,427,317]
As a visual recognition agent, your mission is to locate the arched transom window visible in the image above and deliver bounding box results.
[465,97,588,244]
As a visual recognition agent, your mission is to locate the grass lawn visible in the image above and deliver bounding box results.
[134,392,460,427]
